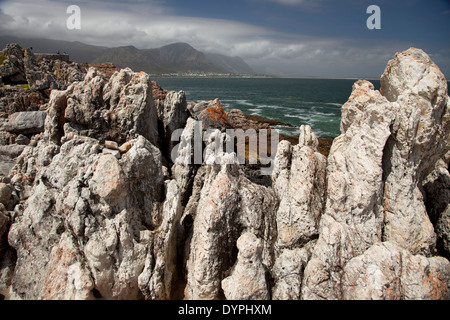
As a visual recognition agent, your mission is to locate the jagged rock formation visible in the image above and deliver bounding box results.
[0,45,449,300]
[302,48,450,300]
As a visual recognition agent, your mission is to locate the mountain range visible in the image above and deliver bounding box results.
[0,36,255,75]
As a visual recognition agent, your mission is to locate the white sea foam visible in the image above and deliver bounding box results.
[326,102,343,107]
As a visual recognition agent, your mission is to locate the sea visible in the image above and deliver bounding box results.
[153,78,449,138]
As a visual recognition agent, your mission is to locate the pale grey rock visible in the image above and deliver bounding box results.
[102,68,134,109]
[271,245,312,300]
[7,134,166,300]
[184,130,278,299]
[64,68,109,140]
[184,159,241,300]
[0,44,26,84]
[24,51,57,91]
[302,49,450,300]
[50,59,85,84]
[138,179,184,300]
[1,44,24,60]
[104,140,119,150]
[0,144,26,158]
[342,242,450,300]
[5,111,47,134]
[272,125,326,249]
[15,134,30,146]
[237,174,278,269]
[89,153,126,208]
[381,48,449,255]
[161,90,188,149]
[110,70,159,147]
[43,90,67,144]
[222,232,270,300]
[102,148,121,159]
[42,232,95,300]
[298,124,319,150]
[1,45,449,301]
[0,183,12,207]
[171,118,200,207]
[56,67,160,147]
[0,156,15,177]
[302,80,395,300]
[0,55,26,83]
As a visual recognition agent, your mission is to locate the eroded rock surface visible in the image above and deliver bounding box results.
[0,45,449,300]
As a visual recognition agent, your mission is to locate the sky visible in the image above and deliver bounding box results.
[0,0,449,78]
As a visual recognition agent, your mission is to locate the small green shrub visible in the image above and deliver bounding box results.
[17,84,31,91]
[0,54,6,66]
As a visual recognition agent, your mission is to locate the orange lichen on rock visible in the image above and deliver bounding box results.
[206,100,230,123]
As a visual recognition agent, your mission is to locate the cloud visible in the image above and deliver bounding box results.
[264,0,308,6]
[254,0,324,8]
[1,0,442,78]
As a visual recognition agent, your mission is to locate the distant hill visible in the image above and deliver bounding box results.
[0,36,255,75]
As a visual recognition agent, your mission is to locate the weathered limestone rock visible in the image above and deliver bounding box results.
[42,232,95,300]
[0,183,12,207]
[381,48,450,255]
[0,86,47,117]
[63,68,109,140]
[108,70,159,146]
[302,80,395,300]
[0,44,76,91]
[423,158,450,258]
[0,44,26,84]
[104,140,119,150]
[5,111,47,134]
[50,59,85,84]
[138,179,184,300]
[189,98,232,129]
[272,125,326,249]
[7,132,167,299]
[184,130,278,300]
[161,91,188,143]
[24,49,59,92]
[302,48,450,300]
[1,45,449,301]
[49,67,160,148]
[222,232,270,300]
[342,242,450,300]
[43,90,67,144]
[271,245,312,300]
[0,144,26,159]
[184,156,241,300]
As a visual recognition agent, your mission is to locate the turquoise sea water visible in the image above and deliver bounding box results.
[153,78,448,138]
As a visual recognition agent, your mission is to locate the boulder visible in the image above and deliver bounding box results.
[0,144,26,159]
[5,111,47,134]
[189,98,232,129]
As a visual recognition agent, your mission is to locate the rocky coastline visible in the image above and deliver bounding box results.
[0,43,449,300]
